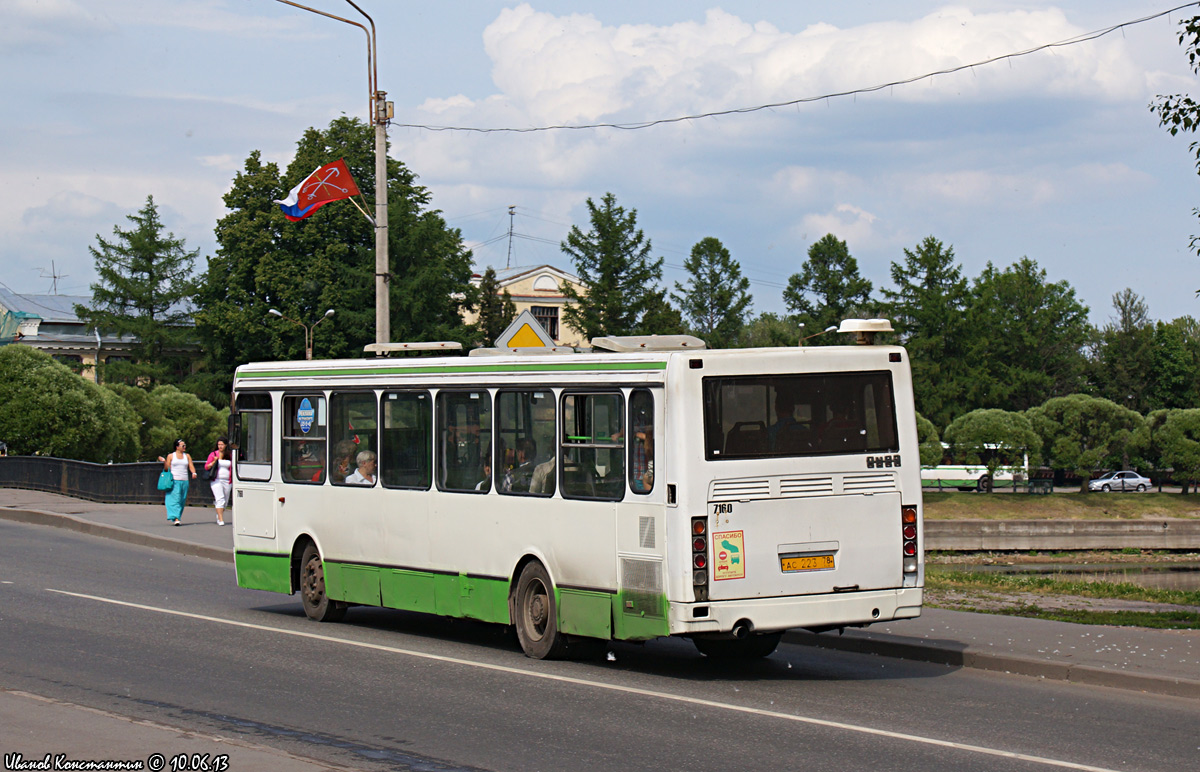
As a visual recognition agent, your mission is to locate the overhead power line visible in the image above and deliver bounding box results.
[396,2,1200,134]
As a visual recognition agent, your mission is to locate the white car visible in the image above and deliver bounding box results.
[1088,471,1150,492]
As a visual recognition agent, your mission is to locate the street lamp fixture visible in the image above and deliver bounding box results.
[269,308,336,360]
[274,0,391,346]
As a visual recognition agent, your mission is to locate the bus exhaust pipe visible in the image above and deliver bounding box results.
[731,621,750,639]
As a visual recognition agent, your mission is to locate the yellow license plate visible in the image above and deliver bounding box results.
[780,554,835,573]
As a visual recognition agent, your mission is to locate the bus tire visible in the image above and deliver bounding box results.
[512,561,567,660]
[694,632,782,660]
[977,475,993,493]
[299,543,346,623]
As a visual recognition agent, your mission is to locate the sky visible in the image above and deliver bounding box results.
[5,0,1200,328]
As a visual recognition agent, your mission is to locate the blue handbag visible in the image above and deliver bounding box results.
[157,470,175,491]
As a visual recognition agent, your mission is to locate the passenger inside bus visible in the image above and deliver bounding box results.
[767,390,804,450]
[345,451,376,485]
[504,439,537,493]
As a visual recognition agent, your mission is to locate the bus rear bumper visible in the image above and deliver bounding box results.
[670,587,923,636]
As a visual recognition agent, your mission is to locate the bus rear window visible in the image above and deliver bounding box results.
[704,372,898,459]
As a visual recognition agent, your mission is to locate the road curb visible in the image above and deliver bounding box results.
[0,507,233,564]
[783,629,1200,700]
[6,503,1197,700]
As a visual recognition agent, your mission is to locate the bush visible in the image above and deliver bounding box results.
[0,346,139,462]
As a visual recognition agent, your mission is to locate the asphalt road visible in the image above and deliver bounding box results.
[2,519,1198,772]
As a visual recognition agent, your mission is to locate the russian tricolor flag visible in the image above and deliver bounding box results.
[274,159,361,222]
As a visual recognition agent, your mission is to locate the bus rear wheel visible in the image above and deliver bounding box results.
[299,543,346,623]
[694,632,782,659]
[512,561,567,659]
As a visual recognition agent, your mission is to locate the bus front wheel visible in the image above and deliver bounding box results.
[694,632,783,659]
[299,543,346,623]
[512,561,567,659]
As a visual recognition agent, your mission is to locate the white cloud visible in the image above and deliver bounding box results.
[460,3,1145,133]
[797,204,882,251]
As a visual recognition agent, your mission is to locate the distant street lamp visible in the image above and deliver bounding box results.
[274,0,391,346]
[269,308,335,360]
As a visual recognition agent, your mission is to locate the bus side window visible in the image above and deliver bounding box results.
[437,391,491,493]
[381,391,431,489]
[629,390,654,494]
[281,394,326,484]
[496,390,556,497]
[234,392,271,482]
[330,392,377,486]
[561,392,624,501]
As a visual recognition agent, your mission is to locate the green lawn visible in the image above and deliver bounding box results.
[922,491,1200,521]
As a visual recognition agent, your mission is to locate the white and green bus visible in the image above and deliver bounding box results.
[230,324,923,659]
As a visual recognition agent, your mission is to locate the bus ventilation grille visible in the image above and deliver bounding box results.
[621,557,664,618]
[843,473,897,493]
[709,479,771,502]
[639,516,656,549]
[780,476,835,498]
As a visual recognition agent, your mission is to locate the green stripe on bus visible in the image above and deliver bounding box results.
[235,552,291,594]
[236,361,667,380]
[236,552,670,643]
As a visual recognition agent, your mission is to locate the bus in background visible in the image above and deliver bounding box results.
[229,320,923,659]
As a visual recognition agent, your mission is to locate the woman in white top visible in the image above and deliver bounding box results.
[158,439,196,525]
[344,450,376,485]
[204,436,234,526]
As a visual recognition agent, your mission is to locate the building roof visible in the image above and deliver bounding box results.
[472,264,582,288]
[0,289,92,323]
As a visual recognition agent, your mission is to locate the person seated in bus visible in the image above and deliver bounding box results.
[504,438,537,493]
[321,439,357,484]
[475,446,492,492]
[817,398,860,448]
[529,457,554,495]
[631,420,654,492]
[345,450,377,485]
[767,391,803,450]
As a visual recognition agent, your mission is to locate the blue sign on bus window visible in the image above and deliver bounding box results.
[297,397,315,434]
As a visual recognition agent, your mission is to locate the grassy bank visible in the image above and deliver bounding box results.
[922,491,1200,520]
[925,566,1200,629]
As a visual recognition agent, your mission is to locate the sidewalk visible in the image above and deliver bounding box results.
[2,487,1199,701]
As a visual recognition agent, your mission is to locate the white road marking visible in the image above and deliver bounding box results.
[48,588,1121,772]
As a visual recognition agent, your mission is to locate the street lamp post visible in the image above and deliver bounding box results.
[269,309,335,360]
[275,0,391,346]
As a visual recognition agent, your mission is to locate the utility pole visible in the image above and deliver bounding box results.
[275,0,391,345]
[505,205,516,269]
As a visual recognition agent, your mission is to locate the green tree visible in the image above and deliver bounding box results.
[1026,394,1143,493]
[967,258,1090,411]
[194,118,476,394]
[637,288,687,336]
[942,408,1040,490]
[146,384,228,458]
[738,312,804,348]
[671,236,752,347]
[915,412,944,468]
[74,196,198,386]
[0,346,139,462]
[105,383,176,461]
[881,236,973,427]
[1156,409,1200,493]
[473,267,516,346]
[1149,319,1200,409]
[783,234,873,343]
[560,192,664,339]
[1152,15,1200,263]
[1087,289,1155,413]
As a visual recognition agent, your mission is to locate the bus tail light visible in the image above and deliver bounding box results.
[692,516,709,601]
[901,505,918,574]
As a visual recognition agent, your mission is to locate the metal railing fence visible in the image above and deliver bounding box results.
[0,455,211,506]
